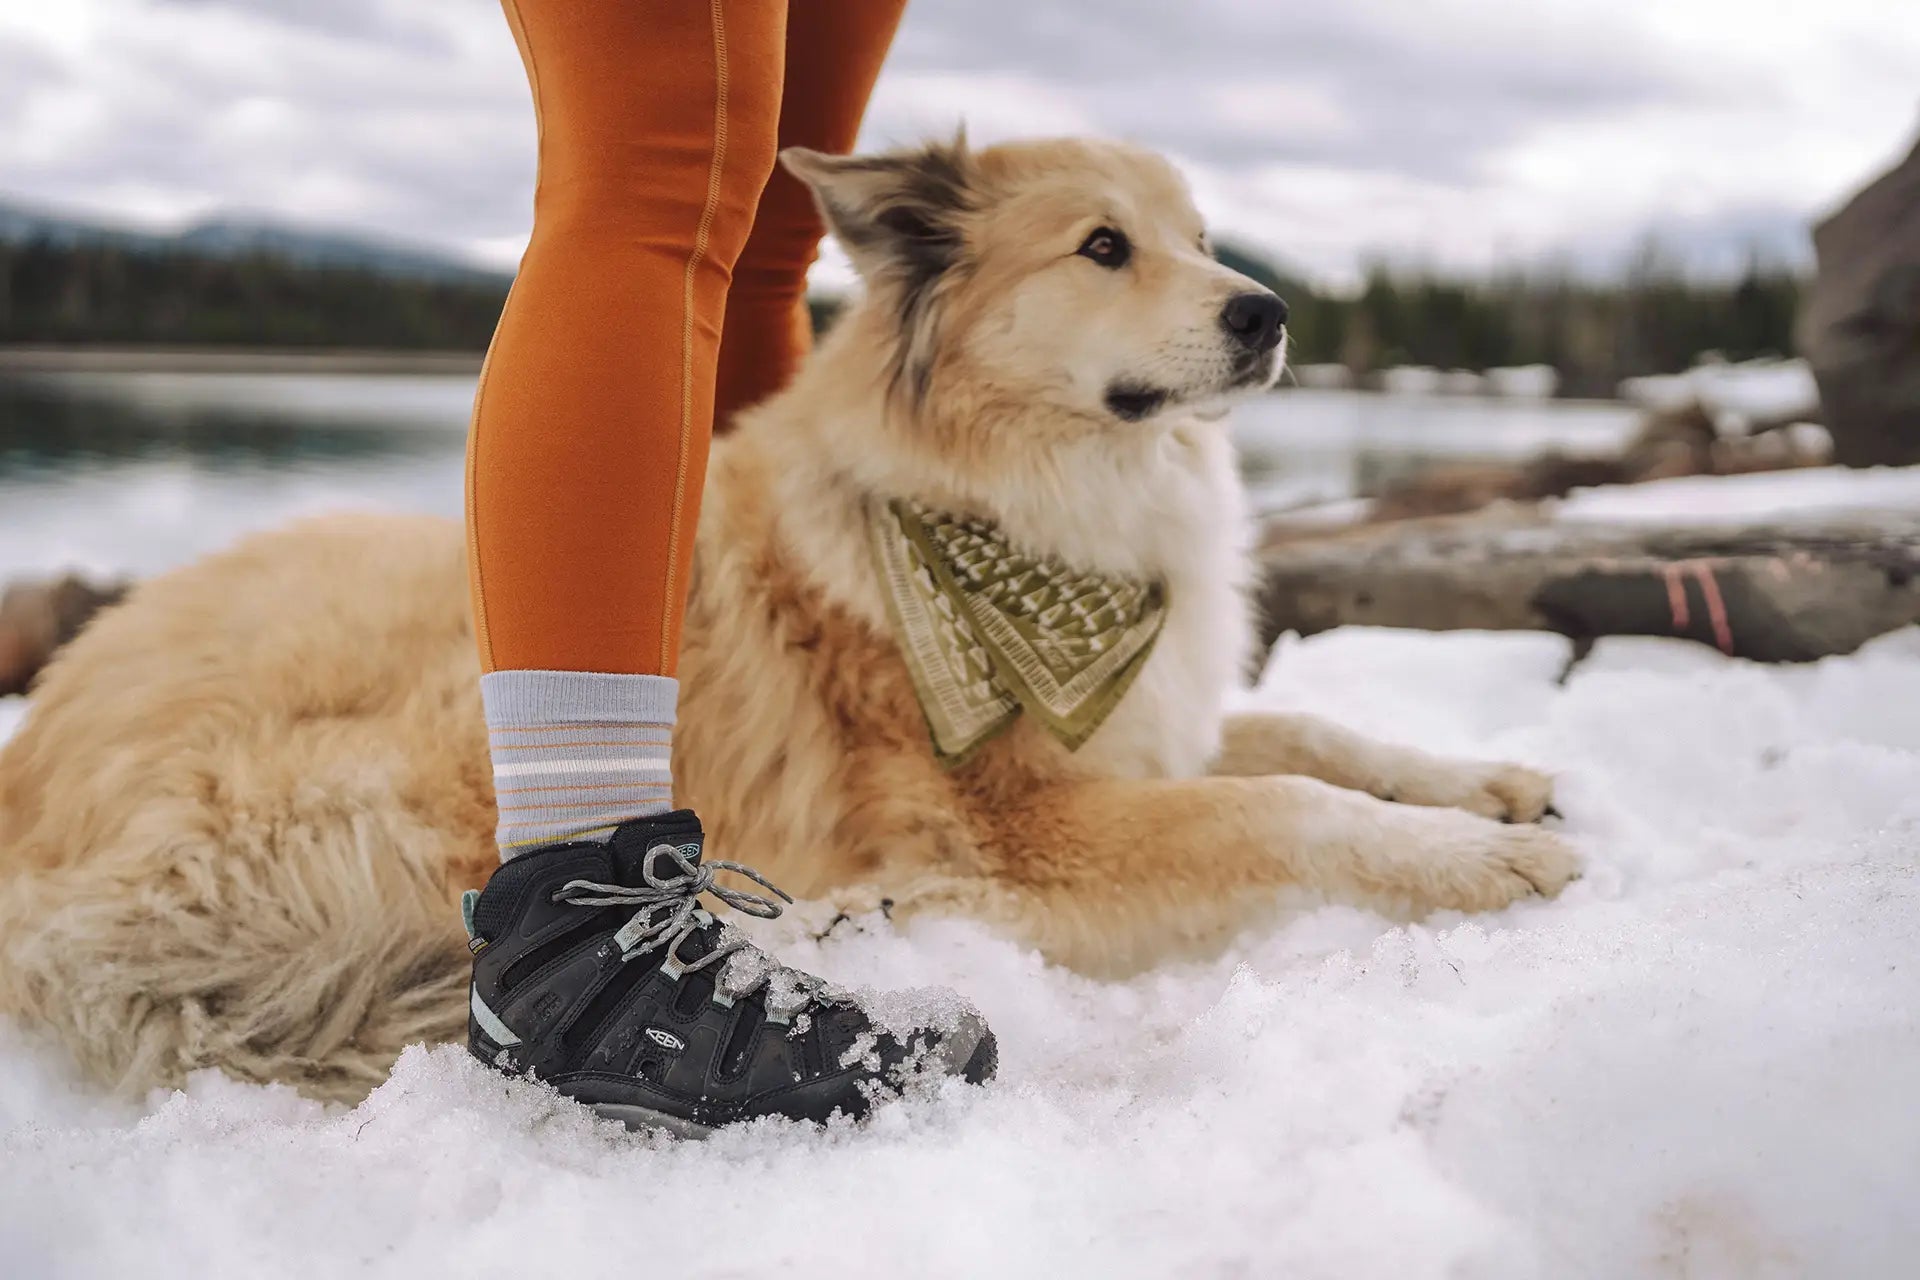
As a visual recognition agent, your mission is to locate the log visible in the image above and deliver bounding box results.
[0,574,130,696]
[6,508,1915,696]
[1256,509,1920,663]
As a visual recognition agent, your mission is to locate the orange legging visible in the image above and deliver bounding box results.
[466,0,904,676]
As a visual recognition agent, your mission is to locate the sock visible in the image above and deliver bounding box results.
[480,670,677,859]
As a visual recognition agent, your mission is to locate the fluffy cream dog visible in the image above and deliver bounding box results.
[0,137,1578,1103]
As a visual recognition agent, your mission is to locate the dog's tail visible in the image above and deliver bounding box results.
[0,520,482,1104]
[0,802,474,1104]
[0,705,472,1103]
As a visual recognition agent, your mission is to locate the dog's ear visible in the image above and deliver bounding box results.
[782,135,980,406]
[781,136,979,286]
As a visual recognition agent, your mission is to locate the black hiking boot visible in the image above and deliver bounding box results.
[462,810,996,1135]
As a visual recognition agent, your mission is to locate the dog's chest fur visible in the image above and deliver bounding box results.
[1036,420,1254,779]
[698,414,1253,790]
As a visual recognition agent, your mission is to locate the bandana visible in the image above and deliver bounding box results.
[866,497,1167,766]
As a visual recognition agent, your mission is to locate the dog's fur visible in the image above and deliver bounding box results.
[0,137,1578,1103]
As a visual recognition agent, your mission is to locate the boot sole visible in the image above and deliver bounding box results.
[587,1021,997,1138]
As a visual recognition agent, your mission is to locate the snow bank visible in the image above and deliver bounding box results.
[4,626,1918,1279]
[1379,365,1446,396]
[1483,364,1560,400]
[1290,362,1354,390]
[1619,357,1820,429]
[1557,463,1920,525]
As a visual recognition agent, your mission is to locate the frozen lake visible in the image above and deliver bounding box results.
[0,367,1637,581]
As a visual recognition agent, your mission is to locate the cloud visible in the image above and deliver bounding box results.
[879,0,1701,181]
[0,0,1913,286]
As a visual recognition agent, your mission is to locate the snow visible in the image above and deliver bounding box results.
[1483,365,1560,400]
[4,623,1918,1279]
[0,698,25,745]
[1379,365,1447,396]
[1290,362,1355,390]
[1618,356,1820,429]
[1556,463,1920,525]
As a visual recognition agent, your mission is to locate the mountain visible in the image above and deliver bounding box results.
[0,197,510,286]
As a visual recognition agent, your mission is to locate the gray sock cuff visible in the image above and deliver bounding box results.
[480,670,679,724]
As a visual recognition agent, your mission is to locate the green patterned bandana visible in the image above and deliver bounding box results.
[867,497,1167,766]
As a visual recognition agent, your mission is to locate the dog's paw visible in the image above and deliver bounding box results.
[1460,762,1556,824]
[1402,810,1583,914]
[1392,760,1556,824]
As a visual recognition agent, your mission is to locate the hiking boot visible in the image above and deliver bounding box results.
[461,810,996,1135]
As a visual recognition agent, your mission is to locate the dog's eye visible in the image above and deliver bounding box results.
[1076,227,1130,269]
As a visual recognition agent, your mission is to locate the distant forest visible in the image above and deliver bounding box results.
[1211,244,1802,398]
[1,235,1799,397]
[0,239,509,350]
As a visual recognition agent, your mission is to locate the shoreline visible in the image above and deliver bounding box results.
[0,345,485,377]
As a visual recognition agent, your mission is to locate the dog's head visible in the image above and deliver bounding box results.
[783,135,1286,433]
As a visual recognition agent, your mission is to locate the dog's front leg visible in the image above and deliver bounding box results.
[1210,711,1555,822]
[904,774,1582,975]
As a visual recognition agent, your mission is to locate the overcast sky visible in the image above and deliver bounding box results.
[2,0,1915,289]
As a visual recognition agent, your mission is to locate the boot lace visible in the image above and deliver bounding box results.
[550,845,828,1022]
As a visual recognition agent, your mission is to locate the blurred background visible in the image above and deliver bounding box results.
[2,0,1918,681]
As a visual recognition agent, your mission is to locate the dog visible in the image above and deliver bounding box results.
[0,136,1579,1104]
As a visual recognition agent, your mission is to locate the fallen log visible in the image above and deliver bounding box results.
[0,574,131,696]
[1256,509,1920,662]
[5,508,1914,699]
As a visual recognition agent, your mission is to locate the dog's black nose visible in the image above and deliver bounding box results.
[1221,291,1287,353]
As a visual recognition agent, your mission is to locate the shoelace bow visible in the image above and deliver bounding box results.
[551,845,825,1021]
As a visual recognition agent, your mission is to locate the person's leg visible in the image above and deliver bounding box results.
[466,0,785,856]
[459,0,998,1129]
[713,0,906,428]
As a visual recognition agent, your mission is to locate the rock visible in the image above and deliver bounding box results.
[1799,132,1920,467]
[0,575,129,696]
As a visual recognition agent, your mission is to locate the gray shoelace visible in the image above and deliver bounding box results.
[550,846,825,1022]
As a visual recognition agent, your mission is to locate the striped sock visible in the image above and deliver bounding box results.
[480,670,677,859]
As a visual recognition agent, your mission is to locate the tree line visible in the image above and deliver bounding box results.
[0,238,509,350]
[1213,242,1802,397]
[2,235,1799,397]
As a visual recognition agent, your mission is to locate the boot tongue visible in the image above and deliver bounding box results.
[608,810,705,886]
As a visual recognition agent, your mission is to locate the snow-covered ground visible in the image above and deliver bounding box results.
[3,377,1914,1275]
[3,624,1917,1279]
[1557,464,1920,526]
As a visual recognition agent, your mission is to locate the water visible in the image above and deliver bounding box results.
[0,368,1638,582]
